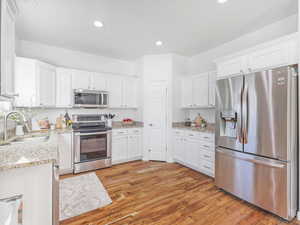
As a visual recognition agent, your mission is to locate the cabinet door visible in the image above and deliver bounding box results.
[217,56,246,78]
[173,136,184,161]
[185,139,200,169]
[112,136,128,163]
[107,77,123,108]
[72,70,91,90]
[247,44,289,71]
[38,62,56,107]
[91,73,107,91]
[193,74,209,107]
[1,0,16,96]
[58,133,73,174]
[123,78,138,108]
[128,135,141,159]
[182,78,193,108]
[56,68,73,107]
[208,71,217,106]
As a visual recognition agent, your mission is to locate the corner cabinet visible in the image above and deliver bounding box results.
[1,0,18,97]
[215,33,299,78]
[15,57,56,107]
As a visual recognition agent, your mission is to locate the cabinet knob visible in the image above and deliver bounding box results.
[149,123,153,127]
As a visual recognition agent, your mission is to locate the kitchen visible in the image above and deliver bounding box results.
[0,0,299,224]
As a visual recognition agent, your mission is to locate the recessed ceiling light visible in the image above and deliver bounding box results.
[94,20,104,28]
[218,0,228,4]
[155,41,163,46]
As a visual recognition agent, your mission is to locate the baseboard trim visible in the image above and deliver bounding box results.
[297,211,300,220]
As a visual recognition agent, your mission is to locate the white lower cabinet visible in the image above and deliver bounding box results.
[173,129,215,177]
[112,128,142,165]
[57,132,73,175]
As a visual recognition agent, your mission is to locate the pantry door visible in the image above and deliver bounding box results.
[144,81,167,161]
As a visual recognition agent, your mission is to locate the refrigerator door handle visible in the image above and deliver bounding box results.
[242,83,248,144]
[216,148,285,168]
[237,86,243,144]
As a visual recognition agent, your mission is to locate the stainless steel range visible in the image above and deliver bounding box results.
[72,114,112,174]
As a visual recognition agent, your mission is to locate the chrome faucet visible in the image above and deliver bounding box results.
[4,111,31,141]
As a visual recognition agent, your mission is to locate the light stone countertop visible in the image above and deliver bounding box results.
[112,121,143,129]
[0,131,59,172]
[172,122,215,134]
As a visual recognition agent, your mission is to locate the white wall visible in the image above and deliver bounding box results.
[188,14,298,75]
[16,40,137,76]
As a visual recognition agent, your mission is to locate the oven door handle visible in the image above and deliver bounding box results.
[74,132,108,136]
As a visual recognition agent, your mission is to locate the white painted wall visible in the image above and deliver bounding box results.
[16,40,137,76]
[188,14,298,75]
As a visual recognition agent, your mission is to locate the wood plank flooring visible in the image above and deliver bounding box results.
[60,161,300,225]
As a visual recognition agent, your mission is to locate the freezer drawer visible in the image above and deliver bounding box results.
[215,147,296,220]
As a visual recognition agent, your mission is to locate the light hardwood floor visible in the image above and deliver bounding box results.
[60,161,300,225]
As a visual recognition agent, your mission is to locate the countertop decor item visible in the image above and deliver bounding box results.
[122,118,134,125]
[194,114,207,128]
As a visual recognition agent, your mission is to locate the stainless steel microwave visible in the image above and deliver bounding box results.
[73,89,109,108]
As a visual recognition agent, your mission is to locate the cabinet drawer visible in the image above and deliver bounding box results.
[200,160,214,173]
[186,131,200,138]
[113,129,128,136]
[199,150,215,162]
[173,129,185,136]
[128,128,142,135]
[199,142,214,151]
[199,133,214,142]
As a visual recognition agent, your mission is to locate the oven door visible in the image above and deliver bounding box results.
[74,131,112,163]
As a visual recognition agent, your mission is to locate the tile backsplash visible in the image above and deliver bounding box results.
[23,108,141,128]
[185,109,216,124]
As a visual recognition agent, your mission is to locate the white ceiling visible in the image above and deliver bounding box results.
[16,0,297,60]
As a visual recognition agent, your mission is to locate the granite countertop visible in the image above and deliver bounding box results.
[112,121,144,129]
[0,131,59,172]
[172,122,215,134]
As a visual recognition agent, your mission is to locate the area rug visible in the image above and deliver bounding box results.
[59,172,112,221]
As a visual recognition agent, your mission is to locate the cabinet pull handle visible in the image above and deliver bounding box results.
[203,145,210,148]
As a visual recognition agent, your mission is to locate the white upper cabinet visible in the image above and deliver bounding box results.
[91,73,107,91]
[247,43,289,71]
[217,56,247,78]
[72,69,91,90]
[215,33,299,78]
[107,76,123,108]
[15,57,56,107]
[123,78,138,108]
[38,62,56,107]
[1,0,18,97]
[181,72,213,108]
[108,76,139,108]
[193,74,209,107]
[208,71,217,106]
[56,68,73,108]
[182,78,193,108]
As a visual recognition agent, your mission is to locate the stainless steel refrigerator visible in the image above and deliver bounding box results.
[215,65,298,220]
